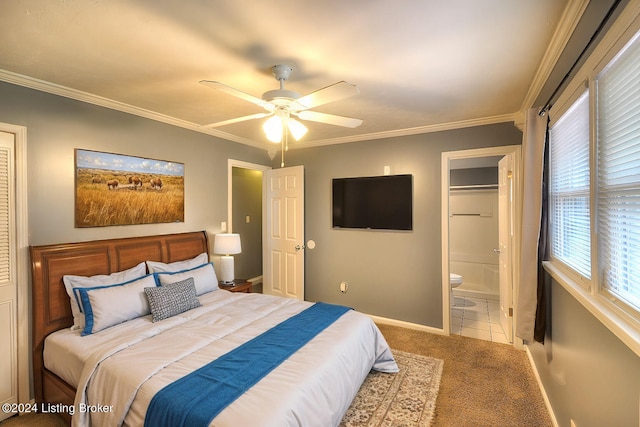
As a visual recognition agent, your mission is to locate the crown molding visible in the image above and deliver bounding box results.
[520,0,589,111]
[1,69,517,151]
[292,113,518,149]
[0,69,265,149]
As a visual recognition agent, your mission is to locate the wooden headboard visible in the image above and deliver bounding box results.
[30,231,209,405]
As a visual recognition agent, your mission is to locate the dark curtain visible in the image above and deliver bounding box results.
[534,116,550,343]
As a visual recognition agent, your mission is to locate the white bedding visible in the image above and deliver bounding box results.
[45,290,397,427]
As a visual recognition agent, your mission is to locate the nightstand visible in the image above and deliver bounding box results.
[219,279,252,293]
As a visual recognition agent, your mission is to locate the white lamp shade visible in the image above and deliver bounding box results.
[214,233,242,255]
[262,114,308,143]
[263,115,283,143]
[287,118,308,140]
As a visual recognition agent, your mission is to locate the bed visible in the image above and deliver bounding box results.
[31,231,398,426]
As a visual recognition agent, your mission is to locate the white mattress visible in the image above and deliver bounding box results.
[45,290,397,427]
[44,291,217,388]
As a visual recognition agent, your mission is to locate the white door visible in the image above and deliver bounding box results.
[263,166,305,300]
[0,131,17,421]
[498,154,514,343]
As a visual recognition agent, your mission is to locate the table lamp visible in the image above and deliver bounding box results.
[214,233,242,285]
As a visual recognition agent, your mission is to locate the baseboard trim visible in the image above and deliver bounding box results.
[248,275,263,285]
[524,345,559,427]
[367,314,446,335]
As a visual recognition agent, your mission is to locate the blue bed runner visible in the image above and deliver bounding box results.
[144,302,351,427]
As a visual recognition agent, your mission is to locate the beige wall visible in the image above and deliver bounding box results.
[449,189,499,298]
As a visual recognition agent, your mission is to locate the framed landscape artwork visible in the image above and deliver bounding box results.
[75,149,185,227]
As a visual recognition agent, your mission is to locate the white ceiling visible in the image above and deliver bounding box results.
[0,0,573,149]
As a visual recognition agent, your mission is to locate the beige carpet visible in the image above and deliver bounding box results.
[2,351,443,427]
[0,413,66,427]
[2,325,551,427]
[377,324,553,427]
[341,350,444,426]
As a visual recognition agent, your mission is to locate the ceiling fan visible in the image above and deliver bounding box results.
[199,64,363,143]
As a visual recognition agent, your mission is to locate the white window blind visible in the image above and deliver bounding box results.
[549,90,591,280]
[596,32,640,313]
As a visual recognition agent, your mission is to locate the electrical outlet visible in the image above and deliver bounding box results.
[221,221,227,232]
[340,282,348,293]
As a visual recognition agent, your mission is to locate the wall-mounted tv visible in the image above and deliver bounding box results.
[332,174,413,231]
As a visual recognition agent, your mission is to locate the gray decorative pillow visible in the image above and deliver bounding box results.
[144,277,201,322]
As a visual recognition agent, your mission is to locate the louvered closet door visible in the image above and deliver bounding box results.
[0,131,17,421]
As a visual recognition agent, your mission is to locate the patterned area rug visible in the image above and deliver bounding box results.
[341,350,444,427]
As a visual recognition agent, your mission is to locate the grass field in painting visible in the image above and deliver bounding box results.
[75,168,184,227]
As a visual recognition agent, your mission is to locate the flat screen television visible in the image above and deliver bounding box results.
[332,174,413,231]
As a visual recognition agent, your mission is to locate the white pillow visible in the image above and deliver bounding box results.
[146,253,208,273]
[63,262,147,330]
[78,274,156,336]
[154,262,218,296]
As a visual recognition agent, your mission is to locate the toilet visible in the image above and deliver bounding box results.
[450,273,463,306]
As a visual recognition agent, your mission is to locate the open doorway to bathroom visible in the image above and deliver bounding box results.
[441,146,522,346]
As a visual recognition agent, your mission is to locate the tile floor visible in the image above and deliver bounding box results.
[451,296,510,344]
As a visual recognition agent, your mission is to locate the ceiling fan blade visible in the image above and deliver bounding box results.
[201,112,272,128]
[296,110,363,128]
[292,81,359,110]
[199,80,273,110]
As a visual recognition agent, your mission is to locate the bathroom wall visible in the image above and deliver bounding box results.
[449,166,500,299]
[449,189,499,298]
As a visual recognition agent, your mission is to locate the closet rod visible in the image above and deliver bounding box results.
[450,184,498,190]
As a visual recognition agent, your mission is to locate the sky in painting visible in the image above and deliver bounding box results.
[76,149,184,176]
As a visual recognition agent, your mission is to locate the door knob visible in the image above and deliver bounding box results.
[493,248,501,254]
[295,244,306,252]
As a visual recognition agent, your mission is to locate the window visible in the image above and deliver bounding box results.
[596,31,640,314]
[549,91,591,281]
[549,29,640,323]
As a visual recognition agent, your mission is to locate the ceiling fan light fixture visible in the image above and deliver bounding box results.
[262,89,301,105]
[287,118,308,140]
[201,64,361,145]
[263,115,283,143]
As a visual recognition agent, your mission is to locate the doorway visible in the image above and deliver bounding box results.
[262,165,306,300]
[441,145,522,346]
[227,160,271,289]
[227,161,306,300]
